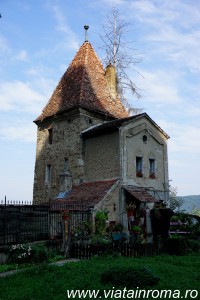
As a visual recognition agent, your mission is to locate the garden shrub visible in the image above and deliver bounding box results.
[151,208,173,240]
[8,244,32,264]
[95,211,108,235]
[167,237,188,255]
[8,243,49,264]
[190,223,200,238]
[30,243,49,263]
[187,239,200,253]
[89,236,112,256]
[101,267,160,288]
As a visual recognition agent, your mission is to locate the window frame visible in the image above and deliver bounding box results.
[64,158,69,173]
[136,156,143,178]
[149,158,156,179]
[48,128,53,144]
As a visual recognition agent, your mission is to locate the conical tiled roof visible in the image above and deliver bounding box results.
[35,42,129,122]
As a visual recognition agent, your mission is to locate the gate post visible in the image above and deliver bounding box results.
[61,210,71,257]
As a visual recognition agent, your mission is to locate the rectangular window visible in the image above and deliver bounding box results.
[136,156,143,177]
[149,158,156,179]
[48,129,53,144]
[64,158,69,173]
[45,165,52,186]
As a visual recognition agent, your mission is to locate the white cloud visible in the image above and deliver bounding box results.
[160,119,200,195]
[187,106,200,118]
[0,35,10,53]
[129,0,200,72]
[158,120,200,155]
[130,0,157,15]
[0,79,52,114]
[101,0,125,5]
[50,5,79,51]
[0,123,36,143]
[16,50,28,61]
[133,69,182,105]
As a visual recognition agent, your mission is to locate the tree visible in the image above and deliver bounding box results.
[191,207,200,217]
[99,8,142,115]
[168,186,183,211]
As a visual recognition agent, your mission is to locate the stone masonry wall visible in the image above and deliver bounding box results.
[33,110,106,204]
[94,180,120,223]
[84,130,120,181]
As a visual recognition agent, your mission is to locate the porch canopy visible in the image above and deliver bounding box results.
[123,186,160,204]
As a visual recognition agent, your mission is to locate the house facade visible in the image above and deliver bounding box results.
[33,40,170,237]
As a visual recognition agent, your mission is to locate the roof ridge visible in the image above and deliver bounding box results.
[80,42,88,103]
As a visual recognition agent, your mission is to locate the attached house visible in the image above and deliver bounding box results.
[33,39,170,239]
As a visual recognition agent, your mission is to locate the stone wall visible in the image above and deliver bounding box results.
[84,130,120,181]
[33,109,106,204]
[94,180,120,223]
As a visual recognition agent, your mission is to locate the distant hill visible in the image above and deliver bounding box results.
[179,195,200,212]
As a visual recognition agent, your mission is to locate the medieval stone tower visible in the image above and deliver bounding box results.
[33,41,128,204]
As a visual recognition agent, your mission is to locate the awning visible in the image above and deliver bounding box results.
[124,187,160,203]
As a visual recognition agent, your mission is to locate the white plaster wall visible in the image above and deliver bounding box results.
[120,117,169,199]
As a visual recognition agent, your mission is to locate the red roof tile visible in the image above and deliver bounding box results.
[124,187,160,203]
[35,42,129,122]
[52,179,118,210]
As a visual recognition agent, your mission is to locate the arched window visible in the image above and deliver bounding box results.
[143,135,147,143]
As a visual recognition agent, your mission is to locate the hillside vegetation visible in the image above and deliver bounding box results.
[180,195,200,212]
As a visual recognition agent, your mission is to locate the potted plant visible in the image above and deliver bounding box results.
[136,171,143,178]
[131,225,142,235]
[126,203,136,217]
[149,172,156,179]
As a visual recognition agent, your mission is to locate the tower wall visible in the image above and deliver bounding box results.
[33,110,106,204]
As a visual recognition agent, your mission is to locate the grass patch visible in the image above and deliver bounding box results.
[101,267,160,288]
[0,255,64,273]
[0,255,199,300]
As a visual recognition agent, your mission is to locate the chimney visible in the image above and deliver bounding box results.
[105,64,117,99]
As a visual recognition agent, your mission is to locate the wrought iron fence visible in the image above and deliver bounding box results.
[0,200,92,246]
[0,204,63,245]
[0,200,32,206]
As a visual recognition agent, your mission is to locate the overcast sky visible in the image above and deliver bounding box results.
[0,0,200,201]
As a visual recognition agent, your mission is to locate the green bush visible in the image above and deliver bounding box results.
[8,244,32,264]
[30,243,49,263]
[91,235,111,245]
[190,223,200,237]
[95,211,107,235]
[167,237,188,255]
[167,237,200,255]
[8,243,49,264]
[101,267,160,288]
[187,239,200,253]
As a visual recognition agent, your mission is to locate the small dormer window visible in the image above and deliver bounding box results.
[143,135,147,143]
[48,128,53,144]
